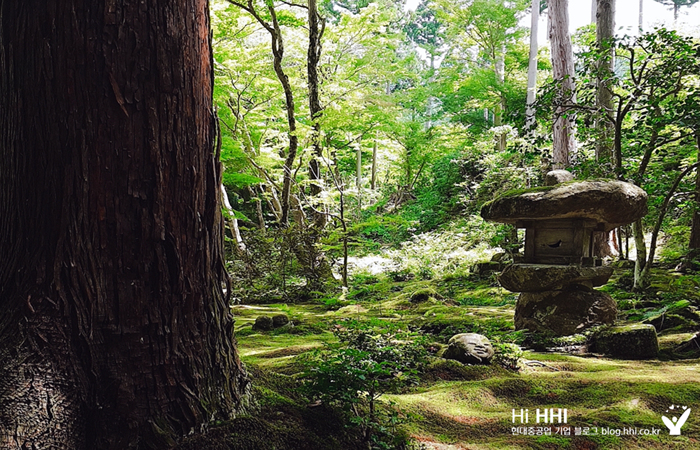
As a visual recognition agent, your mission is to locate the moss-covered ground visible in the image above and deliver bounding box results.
[179,266,700,450]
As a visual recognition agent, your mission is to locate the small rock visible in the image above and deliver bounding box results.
[253,316,273,331]
[498,264,613,292]
[544,170,574,186]
[589,324,659,359]
[442,333,494,365]
[515,287,617,336]
[272,314,290,328]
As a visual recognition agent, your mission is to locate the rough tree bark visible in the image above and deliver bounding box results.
[548,0,577,169]
[0,1,248,448]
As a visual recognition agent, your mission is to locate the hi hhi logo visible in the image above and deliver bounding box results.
[662,405,691,436]
[512,409,568,424]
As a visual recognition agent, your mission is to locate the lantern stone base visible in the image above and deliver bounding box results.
[514,286,617,336]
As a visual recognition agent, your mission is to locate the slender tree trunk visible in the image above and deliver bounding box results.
[688,133,700,249]
[591,0,598,23]
[638,163,700,287]
[494,45,507,152]
[232,0,299,225]
[307,0,327,228]
[371,132,378,190]
[526,0,540,131]
[595,0,616,169]
[222,184,247,255]
[548,0,577,169]
[639,0,643,31]
[269,13,299,227]
[356,140,362,210]
[0,1,249,448]
[633,219,647,290]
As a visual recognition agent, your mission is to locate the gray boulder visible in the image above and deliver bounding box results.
[443,333,494,365]
[544,170,574,186]
[498,264,613,292]
[481,180,648,230]
[515,288,617,336]
[589,324,659,359]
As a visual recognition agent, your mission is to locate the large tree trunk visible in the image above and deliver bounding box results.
[548,0,577,169]
[0,1,249,448]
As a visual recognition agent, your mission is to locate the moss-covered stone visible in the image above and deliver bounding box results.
[253,316,274,331]
[410,287,442,303]
[272,314,290,328]
[590,324,659,359]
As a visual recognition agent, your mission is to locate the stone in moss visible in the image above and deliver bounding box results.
[589,324,659,359]
[272,314,290,328]
[253,315,274,331]
[410,288,442,303]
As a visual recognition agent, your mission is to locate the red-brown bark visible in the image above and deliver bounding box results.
[0,1,248,448]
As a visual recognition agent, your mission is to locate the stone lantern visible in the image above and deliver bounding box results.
[481,176,648,336]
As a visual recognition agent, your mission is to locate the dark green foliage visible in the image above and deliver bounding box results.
[228,225,336,303]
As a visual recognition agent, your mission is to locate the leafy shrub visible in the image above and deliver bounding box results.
[303,328,427,449]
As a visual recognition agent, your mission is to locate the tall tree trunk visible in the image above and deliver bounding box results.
[307,0,326,228]
[548,0,577,169]
[526,0,540,131]
[0,1,249,448]
[595,0,616,169]
[591,0,597,23]
[639,0,644,31]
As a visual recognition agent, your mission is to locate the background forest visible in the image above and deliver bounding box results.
[194,0,700,448]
